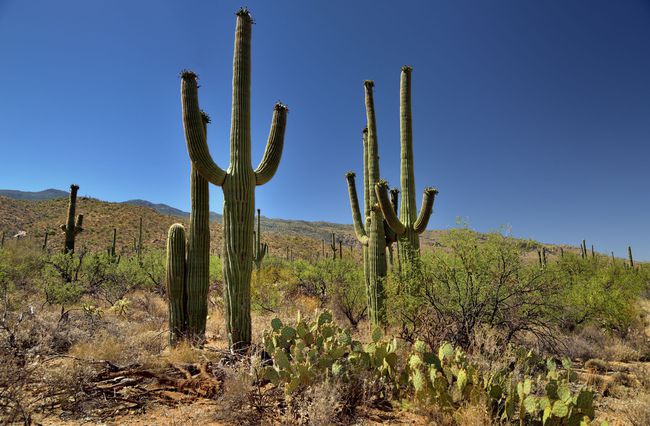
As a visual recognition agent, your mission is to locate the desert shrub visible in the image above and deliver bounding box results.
[251,257,296,313]
[42,252,86,311]
[552,253,645,332]
[388,229,561,350]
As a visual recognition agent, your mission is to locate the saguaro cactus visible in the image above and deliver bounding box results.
[61,184,83,253]
[165,112,212,345]
[329,233,338,259]
[346,80,388,326]
[253,209,267,270]
[628,246,634,269]
[375,67,437,263]
[179,8,287,350]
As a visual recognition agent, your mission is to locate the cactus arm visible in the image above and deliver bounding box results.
[166,223,187,346]
[254,103,288,185]
[73,214,84,235]
[345,172,369,245]
[181,71,227,186]
[362,128,370,219]
[375,180,406,236]
[413,187,438,234]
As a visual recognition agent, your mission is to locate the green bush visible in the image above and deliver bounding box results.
[551,253,645,332]
[387,229,560,349]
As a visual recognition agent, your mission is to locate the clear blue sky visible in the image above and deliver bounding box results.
[1,0,649,260]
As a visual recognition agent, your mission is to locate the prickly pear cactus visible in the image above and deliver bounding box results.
[260,310,397,394]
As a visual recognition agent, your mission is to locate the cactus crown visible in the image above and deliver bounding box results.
[274,101,289,112]
[345,171,356,179]
[424,187,439,195]
[236,7,254,22]
[376,179,389,189]
[363,80,375,88]
[390,187,400,194]
[179,69,198,80]
[200,110,211,123]
[401,65,413,72]
[70,184,79,191]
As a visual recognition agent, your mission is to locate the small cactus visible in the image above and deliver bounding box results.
[253,209,268,270]
[628,246,634,269]
[61,184,83,253]
[329,233,338,259]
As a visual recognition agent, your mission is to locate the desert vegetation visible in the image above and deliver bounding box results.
[1,6,648,426]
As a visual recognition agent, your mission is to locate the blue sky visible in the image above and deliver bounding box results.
[1,0,649,260]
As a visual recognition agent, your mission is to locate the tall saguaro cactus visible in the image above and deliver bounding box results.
[346,80,388,326]
[165,113,213,345]
[375,67,437,263]
[61,184,83,253]
[179,8,288,350]
[253,209,267,270]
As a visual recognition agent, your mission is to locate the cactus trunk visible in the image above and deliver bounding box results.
[346,81,388,326]
[62,184,82,253]
[186,166,210,342]
[166,224,187,345]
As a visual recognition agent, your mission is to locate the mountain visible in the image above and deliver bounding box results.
[0,189,578,262]
[0,188,68,201]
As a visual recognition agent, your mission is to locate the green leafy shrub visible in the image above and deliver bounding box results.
[388,229,560,350]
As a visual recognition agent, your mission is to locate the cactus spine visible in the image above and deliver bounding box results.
[180,9,287,350]
[375,67,437,263]
[346,81,389,326]
[253,209,267,270]
[61,184,83,253]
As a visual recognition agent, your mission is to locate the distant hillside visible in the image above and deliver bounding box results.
[0,188,68,201]
[122,199,223,222]
[0,190,582,262]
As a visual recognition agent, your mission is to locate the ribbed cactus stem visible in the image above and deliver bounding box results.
[1,231,4,248]
[628,246,634,268]
[166,224,187,346]
[345,81,388,326]
[374,67,437,263]
[185,164,210,343]
[591,245,595,258]
[42,231,48,251]
[253,208,267,270]
[137,217,143,258]
[62,184,81,253]
[180,9,287,351]
[338,239,342,260]
[109,228,117,258]
[330,233,338,259]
